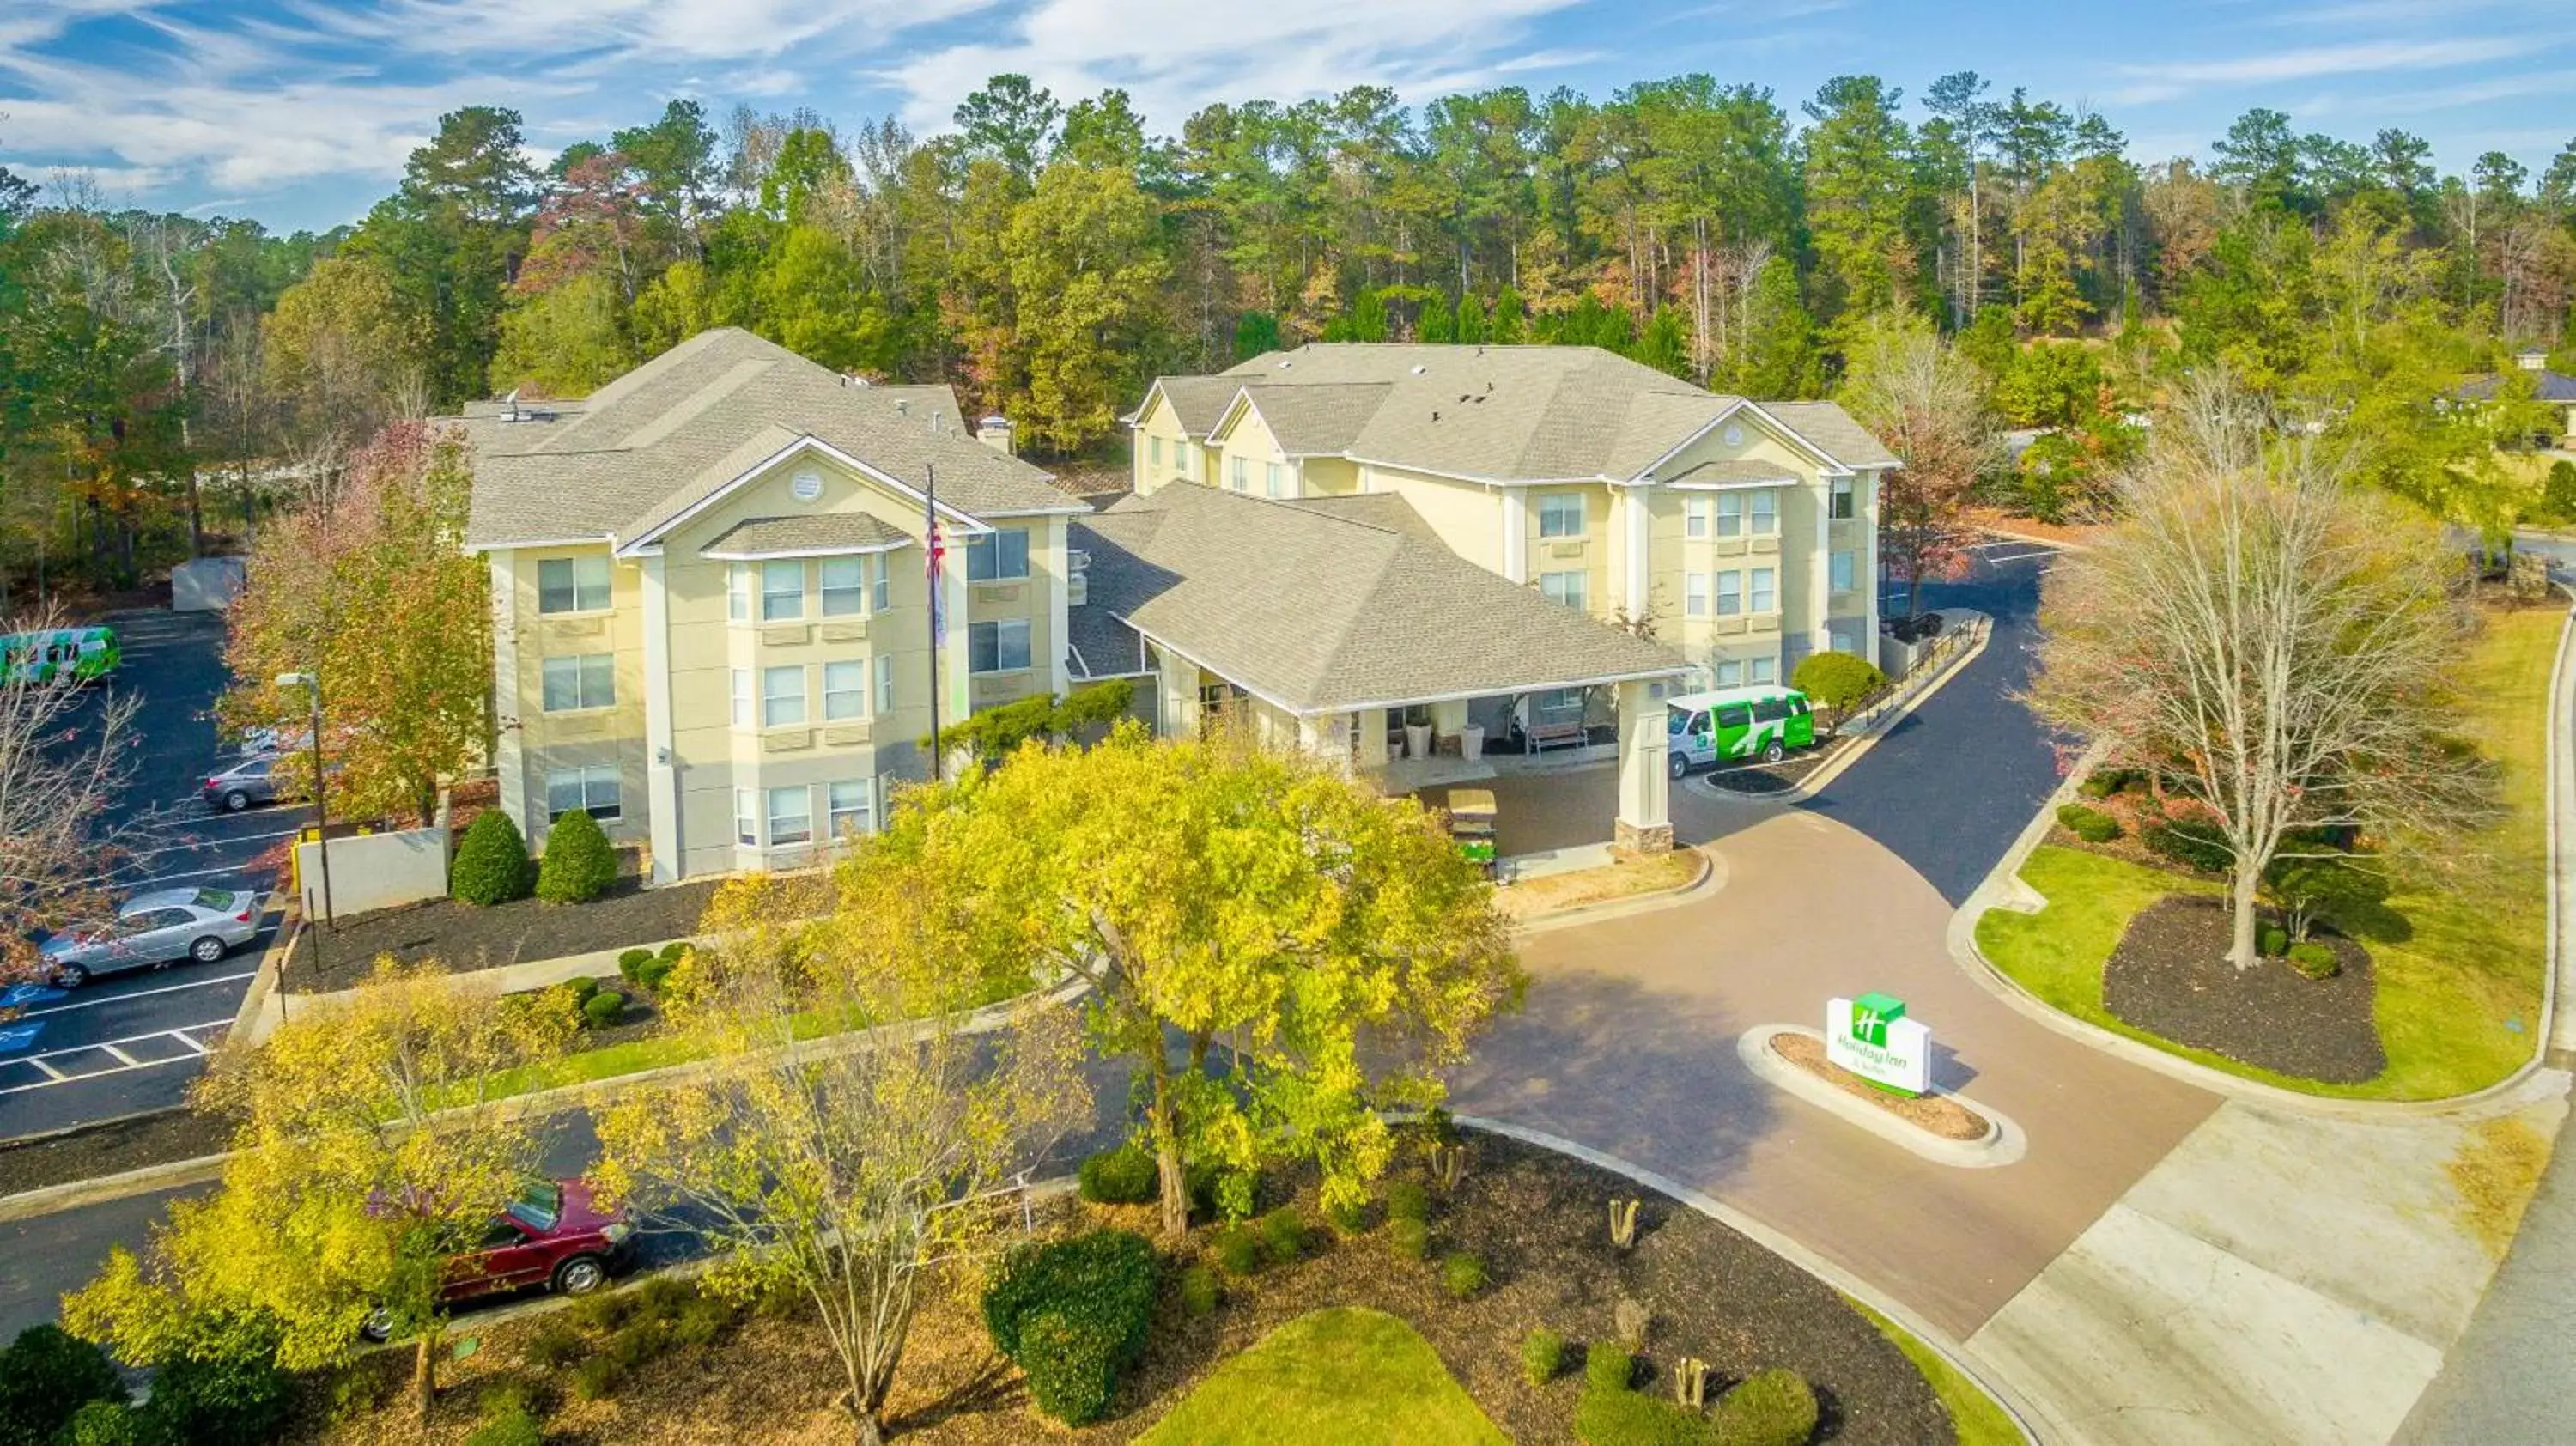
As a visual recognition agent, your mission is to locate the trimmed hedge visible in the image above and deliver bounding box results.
[981,1230,1158,1428]
[2055,803,2120,843]
[1790,649,1887,716]
[1572,1357,1819,1446]
[1522,1328,1564,1386]
[537,809,617,903]
[451,811,533,905]
[1077,1144,1159,1206]
[1575,1380,1710,1445]
[1585,1344,1634,1394]
[1020,1310,1122,1426]
[1442,1252,1488,1299]
[2143,818,2233,873]
[1258,1208,1306,1265]
[1385,1181,1431,1224]
[1711,1368,1820,1446]
[141,1340,294,1445]
[2287,941,2340,979]
[582,988,628,1030]
[0,1324,124,1444]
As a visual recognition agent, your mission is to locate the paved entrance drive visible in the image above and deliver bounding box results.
[1450,796,2220,1340]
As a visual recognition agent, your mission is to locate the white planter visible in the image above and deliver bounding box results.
[1461,723,1485,761]
[1404,723,1433,759]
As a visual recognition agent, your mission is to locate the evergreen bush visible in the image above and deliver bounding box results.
[464,1407,544,1446]
[1213,1224,1264,1277]
[1522,1328,1565,1386]
[1077,1144,1158,1205]
[2143,818,2233,872]
[581,988,627,1030]
[2055,803,2120,842]
[2548,459,2576,519]
[1388,1217,1431,1261]
[59,1400,143,1446]
[1258,1207,1306,1265]
[2257,924,2288,957]
[0,1324,125,1443]
[1386,1181,1431,1224]
[451,811,533,905]
[1584,1344,1635,1394]
[1442,1252,1488,1299]
[1177,1264,1221,1316]
[139,1339,294,1445]
[1790,650,1888,717]
[1710,1368,1820,1446]
[536,810,617,903]
[1018,1311,1122,1426]
[2287,941,2340,979]
[617,947,654,981]
[979,1229,1157,1368]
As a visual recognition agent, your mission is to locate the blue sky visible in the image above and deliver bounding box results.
[1,0,2567,233]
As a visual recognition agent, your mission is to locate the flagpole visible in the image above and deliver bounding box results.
[925,460,942,784]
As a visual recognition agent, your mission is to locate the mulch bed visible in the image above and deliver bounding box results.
[290,878,724,992]
[2105,896,2385,1084]
[1771,1035,1990,1142]
[1702,732,1855,797]
[0,1107,231,1194]
[296,1133,1955,1446]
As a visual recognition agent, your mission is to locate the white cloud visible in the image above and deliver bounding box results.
[2108,35,2544,103]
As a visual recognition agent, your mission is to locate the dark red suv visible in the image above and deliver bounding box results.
[364,1178,632,1338]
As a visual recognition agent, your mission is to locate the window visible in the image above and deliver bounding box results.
[1535,688,1585,721]
[828,779,873,838]
[1684,496,1710,539]
[766,785,811,847]
[1265,461,1285,498]
[1749,490,1777,536]
[1752,697,1790,724]
[541,653,614,712]
[761,560,804,621]
[1716,492,1744,538]
[1749,568,1777,612]
[1538,570,1588,611]
[730,668,751,726]
[1716,704,1752,729]
[871,554,890,611]
[1830,550,1856,593]
[1230,456,1248,491]
[538,556,610,614]
[762,665,806,727]
[1715,570,1742,616]
[1830,476,1855,519]
[819,556,866,616]
[1151,435,1164,469]
[875,653,896,713]
[545,764,620,821]
[726,562,751,622]
[1685,572,1710,617]
[1750,657,1777,684]
[1830,625,1859,654]
[1714,659,1744,687]
[1539,493,1585,538]
[823,660,866,720]
[966,529,1030,581]
[1179,446,1195,480]
[734,789,757,846]
[970,619,1031,673]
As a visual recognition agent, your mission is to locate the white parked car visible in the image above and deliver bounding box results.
[40,887,266,987]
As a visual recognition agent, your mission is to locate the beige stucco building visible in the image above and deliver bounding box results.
[1129,344,1899,694]
[458,329,1086,884]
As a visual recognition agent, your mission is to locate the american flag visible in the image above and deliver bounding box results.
[925,496,946,648]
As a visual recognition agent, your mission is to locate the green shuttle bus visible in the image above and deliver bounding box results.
[1665,685,1815,777]
[2,625,119,686]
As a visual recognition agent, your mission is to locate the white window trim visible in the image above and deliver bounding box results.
[537,555,612,615]
[1539,494,1585,539]
[1830,476,1856,520]
[734,788,757,846]
[760,559,805,622]
[1830,550,1856,593]
[1749,490,1778,537]
[729,668,752,727]
[970,618,1033,675]
[1684,497,1710,539]
[1716,492,1744,538]
[1539,570,1587,611]
[827,777,874,839]
[1749,567,1777,613]
[544,763,621,821]
[1715,570,1743,617]
[765,784,812,847]
[817,556,866,617]
[823,659,866,720]
[762,664,807,727]
[1685,572,1709,617]
[875,653,896,713]
[966,529,1031,583]
[726,562,752,623]
[540,653,616,713]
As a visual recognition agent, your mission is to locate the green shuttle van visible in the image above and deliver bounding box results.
[1,625,118,686]
[1665,685,1815,777]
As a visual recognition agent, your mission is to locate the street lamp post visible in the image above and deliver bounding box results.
[276,671,332,998]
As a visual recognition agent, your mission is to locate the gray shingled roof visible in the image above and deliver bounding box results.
[1072,484,1686,712]
[699,513,910,558]
[1759,402,1901,468]
[1277,493,1442,544]
[1142,376,1243,436]
[459,329,1078,550]
[1665,458,1802,487]
[2457,370,2576,404]
[1227,383,1390,455]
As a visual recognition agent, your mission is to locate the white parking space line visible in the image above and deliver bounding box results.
[98,1042,141,1067]
[170,1030,209,1056]
[26,1057,66,1081]
[119,862,273,886]
[0,1018,234,1096]
[126,825,301,860]
[13,969,258,1019]
[1980,549,2059,566]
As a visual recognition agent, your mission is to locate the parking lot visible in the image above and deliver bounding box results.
[0,609,289,1139]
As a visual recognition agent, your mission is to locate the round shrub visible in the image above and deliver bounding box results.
[1584,1343,1634,1394]
[2287,941,2340,979]
[60,1400,142,1446]
[658,940,690,968]
[1077,1144,1159,1206]
[2549,459,2576,519]
[1177,1264,1222,1316]
[632,957,675,994]
[0,1323,125,1443]
[536,809,617,903]
[1791,649,1888,716]
[2144,818,2233,873]
[2055,803,2120,843]
[464,1407,544,1446]
[140,1342,293,1445]
[617,947,655,981]
[1521,1328,1564,1386]
[1385,1181,1431,1224]
[1213,1224,1264,1277]
[582,988,628,1030]
[2257,924,2288,958]
[980,1229,1158,1370]
[1019,1310,1121,1427]
[1322,1196,1366,1236]
[1710,1367,1820,1446]
[451,810,534,905]
[1441,1252,1488,1300]
[1387,1217,1430,1261]
[1258,1207,1306,1265]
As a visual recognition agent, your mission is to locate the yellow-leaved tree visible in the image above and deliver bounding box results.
[65,962,572,1420]
[877,724,1523,1237]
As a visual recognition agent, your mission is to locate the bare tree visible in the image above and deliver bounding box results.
[593,866,1089,1446]
[0,608,155,978]
[2026,372,2492,967]
[1838,314,1996,620]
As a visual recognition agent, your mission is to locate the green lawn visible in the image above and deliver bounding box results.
[1978,606,2561,1100]
[1847,1299,2024,1446]
[1136,1308,1505,1446]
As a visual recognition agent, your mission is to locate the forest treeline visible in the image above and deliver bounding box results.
[3,70,2573,592]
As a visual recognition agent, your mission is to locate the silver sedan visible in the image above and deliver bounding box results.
[41,886,267,987]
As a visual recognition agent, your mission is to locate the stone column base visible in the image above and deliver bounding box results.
[1614,820,1674,856]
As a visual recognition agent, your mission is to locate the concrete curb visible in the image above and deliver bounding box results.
[1509,845,1723,935]
[1692,609,1995,808]
[1944,593,2576,1122]
[1449,1115,2040,1446]
[1735,1026,2026,1169]
[0,975,1096,1224]
[1976,524,2091,553]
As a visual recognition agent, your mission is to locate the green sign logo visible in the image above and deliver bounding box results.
[1850,992,1906,1048]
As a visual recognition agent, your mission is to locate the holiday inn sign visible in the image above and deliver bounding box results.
[1826,992,1931,1097]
